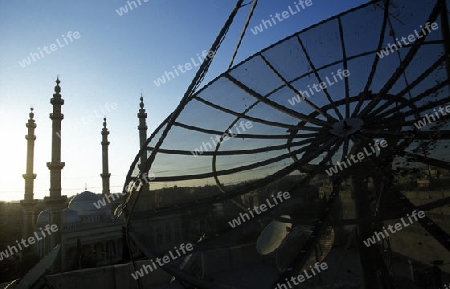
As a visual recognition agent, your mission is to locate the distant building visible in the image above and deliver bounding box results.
[15,79,183,273]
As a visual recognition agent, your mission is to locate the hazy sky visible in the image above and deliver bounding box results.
[0,0,368,201]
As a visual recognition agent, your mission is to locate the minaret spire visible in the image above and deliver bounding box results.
[24,108,37,201]
[21,107,38,239]
[101,117,111,196]
[137,95,148,169]
[40,77,67,270]
[47,77,65,200]
[136,95,156,208]
[45,77,67,259]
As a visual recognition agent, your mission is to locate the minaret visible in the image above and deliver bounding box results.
[137,96,148,169]
[20,108,38,239]
[137,96,157,208]
[45,77,67,251]
[101,118,111,196]
[46,77,65,200]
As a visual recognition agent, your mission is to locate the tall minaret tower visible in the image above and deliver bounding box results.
[20,108,38,239]
[137,96,157,208]
[45,77,67,251]
[101,118,111,196]
[137,96,148,169]
[46,77,65,200]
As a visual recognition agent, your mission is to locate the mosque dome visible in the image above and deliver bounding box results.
[68,191,111,224]
[61,208,80,230]
[113,204,122,216]
[36,209,50,227]
[113,204,124,221]
[62,208,80,223]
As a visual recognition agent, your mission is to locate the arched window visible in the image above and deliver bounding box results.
[174,223,181,242]
[157,234,163,246]
[107,241,115,259]
[95,243,103,261]
[165,224,171,243]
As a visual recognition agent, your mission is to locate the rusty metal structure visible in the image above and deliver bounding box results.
[121,0,450,288]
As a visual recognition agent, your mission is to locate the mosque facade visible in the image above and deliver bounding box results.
[19,78,183,272]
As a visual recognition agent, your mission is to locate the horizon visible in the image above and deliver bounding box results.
[0,0,368,202]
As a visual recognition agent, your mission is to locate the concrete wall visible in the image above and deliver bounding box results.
[1,260,172,289]
[1,244,268,289]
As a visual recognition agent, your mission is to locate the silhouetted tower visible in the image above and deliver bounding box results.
[136,96,157,207]
[101,118,111,196]
[47,77,65,200]
[20,108,38,239]
[137,96,147,170]
[45,77,67,252]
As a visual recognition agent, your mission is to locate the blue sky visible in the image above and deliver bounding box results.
[0,0,368,201]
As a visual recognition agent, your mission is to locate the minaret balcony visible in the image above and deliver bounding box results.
[50,97,64,105]
[20,199,38,207]
[49,113,64,120]
[46,162,65,170]
[22,173,37,180]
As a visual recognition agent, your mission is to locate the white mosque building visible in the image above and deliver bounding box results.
[20,78,182,272]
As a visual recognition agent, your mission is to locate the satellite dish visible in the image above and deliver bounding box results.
[275,226,308,272]
[3,280,19,289]
[120,0,450,287]
[276,226,335,273]
[256,215,291,255]
[8,244,61,289]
